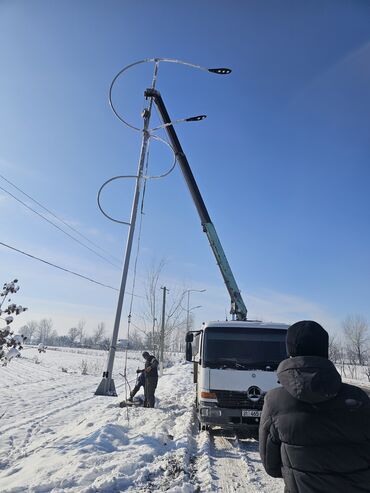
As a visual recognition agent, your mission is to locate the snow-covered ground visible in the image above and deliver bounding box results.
[0,347,195,492]
[0,347,287,492]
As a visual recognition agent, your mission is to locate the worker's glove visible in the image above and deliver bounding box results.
[136,369,142,374]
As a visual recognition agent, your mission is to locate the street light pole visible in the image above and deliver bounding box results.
[185,289,206,332]
[95,107,152,397]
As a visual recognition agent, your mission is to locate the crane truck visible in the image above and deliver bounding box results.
[147,88,289,432]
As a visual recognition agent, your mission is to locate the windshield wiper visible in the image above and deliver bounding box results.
[206,358,250,370]
[247,360,281,369]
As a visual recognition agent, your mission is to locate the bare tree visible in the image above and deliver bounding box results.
[343,315,369,366]
[328,332,342,364]
[100,337,111,351]
[77,320,86,345]
[364,365,370,383]
[92,322,105,345]
[139,260,188,355]
[162,287,188,351]
[37,319,53,344]
[129,329,145,350]
[138,260,166,353]
[19,320,38,343]
[48,329,59,346]
[68,327,79,345]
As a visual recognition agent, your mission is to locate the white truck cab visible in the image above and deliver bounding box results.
[186,320,289,431]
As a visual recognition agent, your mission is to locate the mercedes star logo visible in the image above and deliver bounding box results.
[247,386,261,402]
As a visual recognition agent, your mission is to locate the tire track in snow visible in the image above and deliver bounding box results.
[209,431,251,492]
[207,430,284,493]
[236,436,282,491]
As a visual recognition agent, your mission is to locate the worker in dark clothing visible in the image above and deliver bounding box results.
[259,320,370,493]
[128,370,145,402]
[138,351,159,408]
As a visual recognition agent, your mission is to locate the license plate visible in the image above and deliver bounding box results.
[242,409,262,417]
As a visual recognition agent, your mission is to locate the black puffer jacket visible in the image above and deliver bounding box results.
[259,356,370,493]
[145,354,159,379]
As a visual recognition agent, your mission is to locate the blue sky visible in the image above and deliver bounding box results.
[1,1,369,337]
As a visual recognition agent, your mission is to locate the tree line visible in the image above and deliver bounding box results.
[19,319,110,349]
[329,315,370,380]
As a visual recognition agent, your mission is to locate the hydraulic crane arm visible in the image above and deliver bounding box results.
[145,88,247,321]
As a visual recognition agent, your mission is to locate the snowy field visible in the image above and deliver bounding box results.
[0,347,285,492]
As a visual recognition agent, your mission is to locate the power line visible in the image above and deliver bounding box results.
[0,173,122,265]
[0,241,119,291]
[0,184,120,269]
[0,240,146,299]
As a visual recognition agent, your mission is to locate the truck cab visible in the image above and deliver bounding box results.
[186,320,289,431]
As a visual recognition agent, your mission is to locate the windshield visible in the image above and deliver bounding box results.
[203,327,287,370]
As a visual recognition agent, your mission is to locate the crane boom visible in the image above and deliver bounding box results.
[145,88,247,321]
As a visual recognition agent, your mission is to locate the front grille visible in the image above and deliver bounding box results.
[215,390,264,409]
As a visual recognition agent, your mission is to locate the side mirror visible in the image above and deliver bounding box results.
[185,342,193,362]
[185,332,194,343]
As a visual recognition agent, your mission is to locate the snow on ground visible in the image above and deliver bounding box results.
[0,347,195,492]
[336,364,370,386]
[0,346,295,492]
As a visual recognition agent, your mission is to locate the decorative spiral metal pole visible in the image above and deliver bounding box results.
[95,58,231,396]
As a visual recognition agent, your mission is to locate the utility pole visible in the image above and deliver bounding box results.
[159,286,168,377]
[186,290,191,332]
[152,292,157,356]
[152,316,157,357]
[95,106,152,396]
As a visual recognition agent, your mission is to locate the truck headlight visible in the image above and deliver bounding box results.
[200,407,221,417]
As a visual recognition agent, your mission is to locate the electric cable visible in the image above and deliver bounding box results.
[0,185,120,269]
[0,173,121,265]
[96,137,176,225]
[0,240,145,298]
[0,241,118,291]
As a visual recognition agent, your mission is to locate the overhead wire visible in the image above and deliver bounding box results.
[0,173,122,265]
[0,241,118,291]
[0,240,145,298]
[0,185,120,269]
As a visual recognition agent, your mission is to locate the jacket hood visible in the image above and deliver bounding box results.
[277,356,342,404]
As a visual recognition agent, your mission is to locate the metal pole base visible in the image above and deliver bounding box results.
[95,376,117,396]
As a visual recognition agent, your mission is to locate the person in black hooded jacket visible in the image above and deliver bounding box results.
[259,320,370,493]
